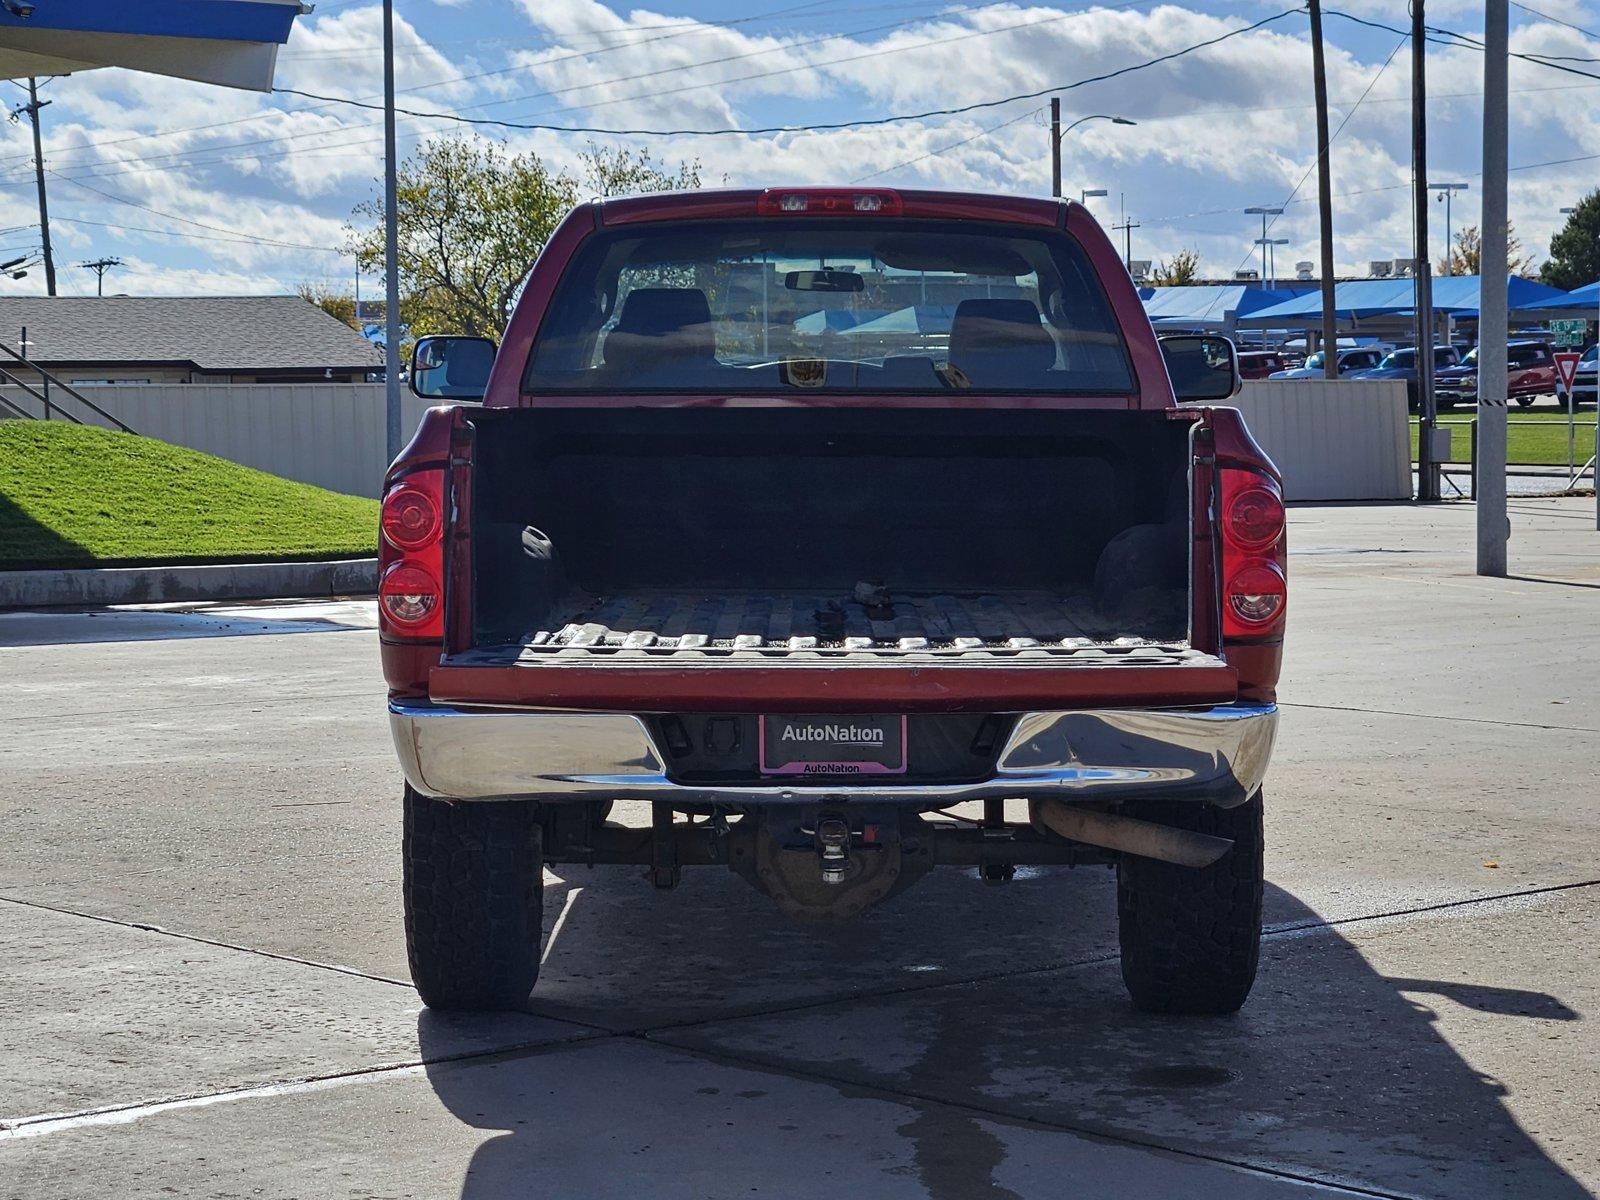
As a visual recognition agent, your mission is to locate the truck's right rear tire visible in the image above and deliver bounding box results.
[403,786,544,1012]
[1116,791,1264,1015]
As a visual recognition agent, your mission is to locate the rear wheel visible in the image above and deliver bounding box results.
[1516,395,1536,407]
[404,786,544,1011]
[1116,792,1264,1015]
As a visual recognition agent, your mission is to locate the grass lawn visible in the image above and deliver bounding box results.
[1409,409,1598,466]
[0,422,379,569]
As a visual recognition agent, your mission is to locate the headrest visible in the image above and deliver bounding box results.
[947,299,1055,379]
[603,287,715,370]
[613,287,713,337]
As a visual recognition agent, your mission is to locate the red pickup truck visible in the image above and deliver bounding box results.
[381,187,1285,1017]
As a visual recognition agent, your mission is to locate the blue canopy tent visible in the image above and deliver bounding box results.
[1141,285,1302,333]
[1238,275,1566,328]
[0,0,305,91]
[1510,280,1600,318]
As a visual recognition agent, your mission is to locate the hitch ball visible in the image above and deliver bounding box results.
[815,817,851,885]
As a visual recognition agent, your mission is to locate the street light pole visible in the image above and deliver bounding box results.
[1429,183,1470,275]
[1477,0,1509,568]
[1049,112,1136,200]
[382,0,402,465]
[1244,206,1283,283]
[1412,0,1440,502]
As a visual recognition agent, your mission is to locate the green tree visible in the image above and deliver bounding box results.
[295,282,358,330]
[350,137,703,342]
[1542,194,1600,290]
[351,138,578,340]
[1439,223,1537,277]
[1149,248,1201,286]
[578,144,703,197]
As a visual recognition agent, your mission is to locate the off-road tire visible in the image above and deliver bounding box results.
[403,786,543,1011]
[1116,791,1264,1015]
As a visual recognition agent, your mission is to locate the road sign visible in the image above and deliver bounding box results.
[1555,350,1581,394]
[1550,318,1587,347]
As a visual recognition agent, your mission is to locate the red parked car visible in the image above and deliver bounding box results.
[381,188,1285,1016]
[1435,340,1558,408]
[1236,349,1292,379]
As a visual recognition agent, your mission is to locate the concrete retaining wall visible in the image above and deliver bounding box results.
[1225,379,1413,502]
[0,558,378,610]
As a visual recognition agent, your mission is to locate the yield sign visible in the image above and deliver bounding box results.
[1555,351,1581,395]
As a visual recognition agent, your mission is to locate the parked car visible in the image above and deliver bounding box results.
[1267,346,1386,380]
[1435,340,1558,409]
[382,187,1285,1017]
[1350,345,1462,406]
[1237,349,1292,379]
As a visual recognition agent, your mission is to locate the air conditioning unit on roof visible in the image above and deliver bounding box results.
[1129,260,1152,281]
[1392,257,1416,277]
[1369,260,1394,278]
[1295,261,1314,280]
[1233,268,1260,281]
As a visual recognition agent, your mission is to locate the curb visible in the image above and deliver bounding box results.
[0,558,378,609]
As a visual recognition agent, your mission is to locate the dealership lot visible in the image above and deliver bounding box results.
[1,498,1597,1199]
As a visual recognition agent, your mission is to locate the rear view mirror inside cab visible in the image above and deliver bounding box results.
[785,269,864,293]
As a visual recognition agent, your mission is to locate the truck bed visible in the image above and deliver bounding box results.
[519,586,1181,656]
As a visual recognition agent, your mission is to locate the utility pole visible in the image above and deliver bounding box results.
[78,257,121,297]
[1113,217,1140,272]
[1050,97,1062,199]
[1412,0,1439,502]
[1309,0,1340,378]
[382,0,402,463]
[17,78,56,296]
[1478,0,1509,568]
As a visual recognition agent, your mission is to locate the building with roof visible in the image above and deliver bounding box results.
[0,296,383,386]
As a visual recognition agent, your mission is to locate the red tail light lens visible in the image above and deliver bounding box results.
[381,484,441,550]
[380,563,442,632]
[379,468,446,641]
[1225,486,1285,551]
[1225,563,1287,633]
[1219,467,1286,640]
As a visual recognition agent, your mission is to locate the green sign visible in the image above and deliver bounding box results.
[1551,318,1587,347]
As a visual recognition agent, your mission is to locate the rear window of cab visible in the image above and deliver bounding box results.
[522,219,1135,395]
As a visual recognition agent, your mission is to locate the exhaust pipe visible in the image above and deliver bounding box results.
[1032,800,1233,868]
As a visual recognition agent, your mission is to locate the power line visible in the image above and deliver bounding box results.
[0,0,1151,183]
[274,8,1303,138]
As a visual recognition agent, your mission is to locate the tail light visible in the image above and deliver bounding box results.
[1220,468,1287,639]
[379,468,445,640]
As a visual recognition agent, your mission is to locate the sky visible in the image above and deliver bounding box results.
[0,0,1595,298]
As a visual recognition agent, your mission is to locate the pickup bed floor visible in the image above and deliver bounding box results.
[518,587,1183,656]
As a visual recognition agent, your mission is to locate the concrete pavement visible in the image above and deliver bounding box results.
[0,497,1596,1198]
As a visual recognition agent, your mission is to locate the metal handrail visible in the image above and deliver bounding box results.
[0,341,134,433]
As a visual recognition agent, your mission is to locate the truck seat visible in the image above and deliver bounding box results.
[602,287,717,379]
[946,299,1056,386]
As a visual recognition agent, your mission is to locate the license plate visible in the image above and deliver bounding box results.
[758,714,907,777]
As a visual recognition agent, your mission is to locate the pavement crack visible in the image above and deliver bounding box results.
[1280,700,1600,734]
[0,894,413,990]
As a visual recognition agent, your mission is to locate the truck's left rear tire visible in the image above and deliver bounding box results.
[403,786,544,1012]
[1115,791,1264,1015]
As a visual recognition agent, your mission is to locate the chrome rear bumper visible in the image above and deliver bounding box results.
[389,701,1276,807]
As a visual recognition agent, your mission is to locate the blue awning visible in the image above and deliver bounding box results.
[0,0,305,91]
[1237,275,1567,326]
[1141,285,1302,328]
[1513,281,1600,316]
